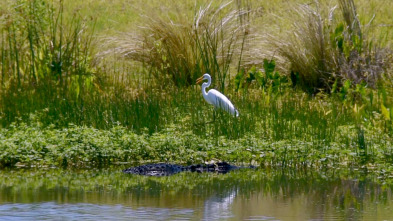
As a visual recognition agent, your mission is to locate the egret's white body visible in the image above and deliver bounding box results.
[197,73,239,117]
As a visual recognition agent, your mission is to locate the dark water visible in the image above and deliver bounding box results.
[0,168,392,220]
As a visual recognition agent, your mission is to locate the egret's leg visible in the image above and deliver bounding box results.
[202,110,215,124]
[193,109,215,126]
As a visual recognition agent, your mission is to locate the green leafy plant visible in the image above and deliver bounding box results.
[234,59,284,94]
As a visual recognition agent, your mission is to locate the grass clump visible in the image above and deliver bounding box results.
[269,0,391,93]
[106,2,248,89]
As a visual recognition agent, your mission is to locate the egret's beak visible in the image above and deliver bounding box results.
[196,76,204,84]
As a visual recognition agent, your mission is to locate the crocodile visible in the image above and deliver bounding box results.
[123,162,255,176]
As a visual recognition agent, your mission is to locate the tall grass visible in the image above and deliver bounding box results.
[105,2,249,90]
[0,0,96,126]
[0,0,95,87]
[267,0,391,93]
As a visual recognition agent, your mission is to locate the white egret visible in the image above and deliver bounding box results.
[196,73,239,117]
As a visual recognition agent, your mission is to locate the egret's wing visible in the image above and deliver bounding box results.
[207,89,238,116]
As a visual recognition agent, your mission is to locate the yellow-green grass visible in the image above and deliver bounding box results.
[61,0,393,46]
[1,0,391,36]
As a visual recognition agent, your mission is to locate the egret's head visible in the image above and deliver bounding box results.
[196,73,210,84]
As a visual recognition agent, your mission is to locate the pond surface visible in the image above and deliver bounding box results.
[0,167,392,220]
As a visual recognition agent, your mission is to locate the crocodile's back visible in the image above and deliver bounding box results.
[123,163,185,176]
[188,162,238,173]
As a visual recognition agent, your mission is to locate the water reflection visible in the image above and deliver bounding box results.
[0,168,392,220]
[0,202,194,221]
[203,190,237,220]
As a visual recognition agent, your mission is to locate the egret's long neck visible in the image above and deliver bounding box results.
[201,77,211,99]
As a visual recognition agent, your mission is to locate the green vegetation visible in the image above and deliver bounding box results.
[1,116,393,178]
[0,0,392,180]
